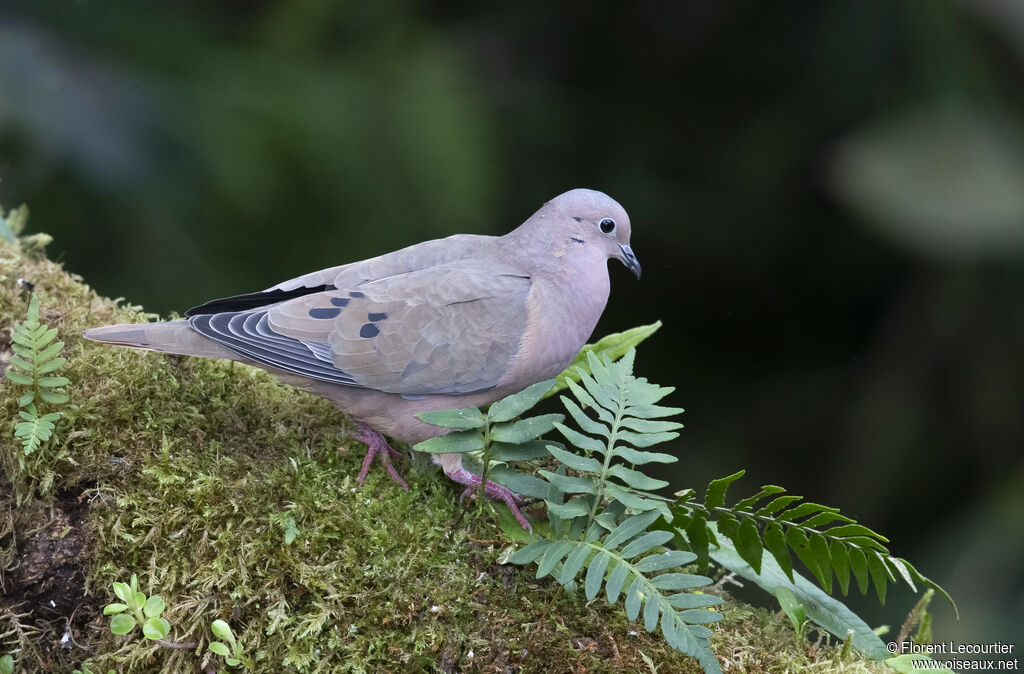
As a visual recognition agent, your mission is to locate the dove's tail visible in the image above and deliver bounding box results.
[83,321,240,360]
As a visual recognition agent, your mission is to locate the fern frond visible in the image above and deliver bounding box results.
[668,470,956,615]
[5,294,69,454]
[510,350,726,672]
[542,350,680,525]
[6,295,70,403]
[510,509,724,673]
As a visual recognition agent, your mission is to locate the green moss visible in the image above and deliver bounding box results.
[0,233,890,673]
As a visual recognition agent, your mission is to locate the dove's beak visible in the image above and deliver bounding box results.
[618,244,642,279]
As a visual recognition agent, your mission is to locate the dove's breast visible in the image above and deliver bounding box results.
[500,261,611,389]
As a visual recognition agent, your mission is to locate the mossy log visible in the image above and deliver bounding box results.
[0,229,888,673]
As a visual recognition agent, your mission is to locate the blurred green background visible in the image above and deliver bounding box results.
[3,0,1022,648]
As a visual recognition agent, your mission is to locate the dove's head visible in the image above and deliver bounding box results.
[537,188,640,279]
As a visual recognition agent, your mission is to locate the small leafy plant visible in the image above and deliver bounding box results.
[414,336,953,674]
[103,574,171,641]
[415,378,562,499]
[271,511,300,545]
[5,294,69,455]
[413,381,560,532]
[208,619,247,669]
[0,654,13,674]
[101,575,252,670]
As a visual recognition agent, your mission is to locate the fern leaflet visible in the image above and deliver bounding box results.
[667,470,956,614]
[543,348,680,526]
[14,410,61,455]
[511,509,723,673]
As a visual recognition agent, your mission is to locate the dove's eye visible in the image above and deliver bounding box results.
[599,218,616,234]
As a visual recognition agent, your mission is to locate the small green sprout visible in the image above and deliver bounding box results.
[278,514,299,545]
[0,654,14,674]
[775,586,808,640]
[103,573,170,641]
[209,619,246,668]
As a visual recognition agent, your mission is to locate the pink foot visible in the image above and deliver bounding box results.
[353,422,409,490]
[447,467,531,532]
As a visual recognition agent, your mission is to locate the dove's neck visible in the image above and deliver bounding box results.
[499,217,612,386]
[502,215,595,276]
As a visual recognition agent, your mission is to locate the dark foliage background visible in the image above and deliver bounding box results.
[3,0,1022,645]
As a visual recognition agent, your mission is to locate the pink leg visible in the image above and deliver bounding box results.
[446,465,531,532]
[353,422,408,491]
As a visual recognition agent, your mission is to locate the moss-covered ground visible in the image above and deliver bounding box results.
[0,219,891,673]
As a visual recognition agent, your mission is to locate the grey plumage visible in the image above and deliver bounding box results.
[84,188,639,527]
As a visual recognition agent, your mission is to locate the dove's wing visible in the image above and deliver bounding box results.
[187,263,531,396]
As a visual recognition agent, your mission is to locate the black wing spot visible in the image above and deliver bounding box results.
[330,297,350,307]
[309,307,341,319]
[349,291,366,298]
[367,312,388,321]
[359,323,381,338]
[572,216,582,223]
